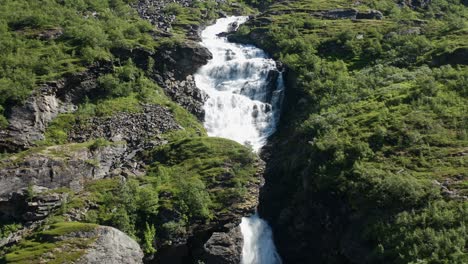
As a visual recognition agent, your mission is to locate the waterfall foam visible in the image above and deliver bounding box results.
[195,16,283,264]
[194,16,284,152]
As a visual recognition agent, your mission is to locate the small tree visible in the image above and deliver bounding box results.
[143,222,157,254]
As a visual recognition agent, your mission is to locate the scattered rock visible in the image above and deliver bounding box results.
[69,104,180,149]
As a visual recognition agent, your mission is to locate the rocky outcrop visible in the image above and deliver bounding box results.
[0,87,73,152]
[0,143,126,203]
[0,63,112,152]
[154,40,213,80]
[314,9,383,20]
[162,74,208,120]
[76,226,144,264]
[0,186,66,222]
[399,0,432,9]
[203,226,243,264]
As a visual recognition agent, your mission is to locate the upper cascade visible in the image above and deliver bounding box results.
[194,16,284,151]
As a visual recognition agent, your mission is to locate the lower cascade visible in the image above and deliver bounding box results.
[195,16,284,264]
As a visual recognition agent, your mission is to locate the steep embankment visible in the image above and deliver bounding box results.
[0,1,261,263]
[229,0,467,263]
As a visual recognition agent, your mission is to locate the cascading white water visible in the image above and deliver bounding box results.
[194,16,283,264]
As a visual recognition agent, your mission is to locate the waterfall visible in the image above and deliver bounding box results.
[194,16,283,264]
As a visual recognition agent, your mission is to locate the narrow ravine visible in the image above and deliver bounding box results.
[194,16,284,264]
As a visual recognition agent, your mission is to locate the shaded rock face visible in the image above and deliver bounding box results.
[154,41,213,80]
[432,47,468,66]
[76,226,144,264]
[0,87,72,152]
[203,226,243,264]
[0,186,65,222]
[112,41,212,120]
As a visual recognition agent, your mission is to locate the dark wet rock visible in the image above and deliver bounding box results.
[155,40,213,79]
[217,21,242,37]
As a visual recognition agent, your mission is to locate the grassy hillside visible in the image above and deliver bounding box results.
[233,0,468,263]
[0,0,158,126]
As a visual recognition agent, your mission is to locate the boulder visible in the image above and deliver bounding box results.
[203,226,243,264]
[76,226,144,264]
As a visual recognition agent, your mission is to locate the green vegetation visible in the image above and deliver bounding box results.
[0,222,97,264]
[36,60,206,146]
[77,137,257,250]
[234,0,468,263]
[0,0,157,121]
[0,222,22,240]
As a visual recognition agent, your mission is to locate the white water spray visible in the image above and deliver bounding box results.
[195,16,283,264]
